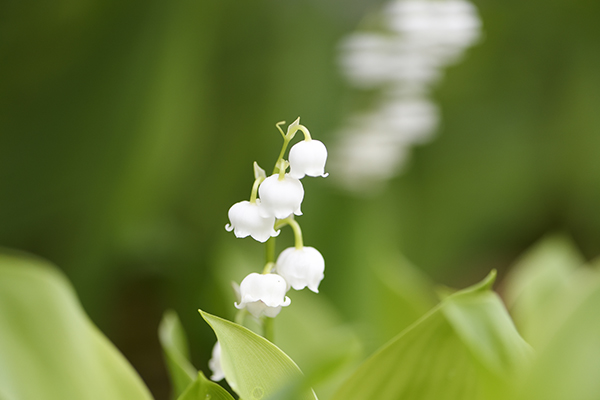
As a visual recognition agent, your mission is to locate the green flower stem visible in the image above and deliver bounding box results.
[295,125,312,141]
[273,138,291,175]
[265,236,276,265]
[275,216,304,250]
[273,121,292,174]
[273,119,310,175]
[235,309,247,326]
[275,121,287,139]
[289,219,304,250]
[276,159,290,180]
[249,176,264,203]
[263,316,274,343]
[261,237,276,342]
[262,262,275,274]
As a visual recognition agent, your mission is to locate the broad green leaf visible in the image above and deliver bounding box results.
[177,372,234,400]
[0,250,153,400]
[331,271,531,400]
[517,274,600,400]
[200,310,317,400]
[159,310,197,398]
[441,273,531,377]
[503,235,585,347]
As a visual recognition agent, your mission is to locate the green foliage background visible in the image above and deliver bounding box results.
[1,0,600,398]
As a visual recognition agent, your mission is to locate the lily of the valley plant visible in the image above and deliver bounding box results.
[214,118,328,380]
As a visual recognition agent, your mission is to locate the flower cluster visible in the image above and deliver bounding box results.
[210,118,328,381]
[333,0,481,192]
[225,118,327,318]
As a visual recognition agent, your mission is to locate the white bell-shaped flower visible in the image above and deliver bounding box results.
[234,273,291,318]
[225,200,280,243]
[208,341,225,382]
[289,139,329,179]
[275,246,325,293]
[258,174,304,219]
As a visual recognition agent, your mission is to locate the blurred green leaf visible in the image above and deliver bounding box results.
[199,310,317,400]
[159,310,197,398]
[176,372,234,400]
[441,271,531,376]
[273,290,362,400]
[503,235,590,348]
[502,236,600,400]
[516,273,600,400]
[0,250,153,400]
[331,271,531,400]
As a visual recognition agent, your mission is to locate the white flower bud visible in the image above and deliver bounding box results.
[275,246,325,293]
[258,174,304,219]
[225,200,280,243]
[208,341,225,382]
[234,273,291,318]
[289,139,329,179]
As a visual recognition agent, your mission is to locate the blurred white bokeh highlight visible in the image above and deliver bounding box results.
[330,0,481,193]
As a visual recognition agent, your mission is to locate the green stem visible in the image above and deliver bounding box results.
[249,176,264,203]
[275,121,287,139]
[288,218,304,250]
[295,125,312,141]
[235,309,247,326]
[273,137,291,175]
[263,316,274,343]
[274,216,304,250]
[262,262,275,274]
[265,236,276,264]
[272,120,309,175]
[261,235,277,342]
[276,159,289,180]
